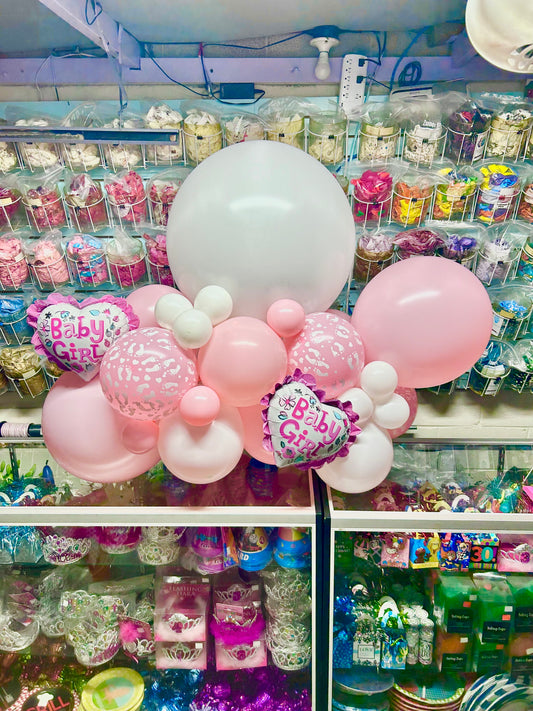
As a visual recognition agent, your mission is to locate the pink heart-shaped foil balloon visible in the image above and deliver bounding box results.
[265,377,359,469]
[28,294,139,381]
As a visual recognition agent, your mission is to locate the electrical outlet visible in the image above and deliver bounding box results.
[338,54,367,117]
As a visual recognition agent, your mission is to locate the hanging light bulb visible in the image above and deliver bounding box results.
[310,36,340,80]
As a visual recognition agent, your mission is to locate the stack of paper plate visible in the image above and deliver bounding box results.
[390,677,465,711]
[459,674,533,711]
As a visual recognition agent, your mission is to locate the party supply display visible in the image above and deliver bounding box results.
[81,668,144,711]
[182,106,222,165]
[61,102,102,171]
[0,140,19,173]
[517,174,533,223]
[0,230,29,290]
[167,140,355,319]
[102,112,144,170]
[144,102,183,164]
[391,171,436,226]
[148,168,190,227]
[474,163,520,224]
[351,166,393,226]
[353,226,396,283]
[0,343,47,396]
[393,227,446,259]
[222,112,265,145]
[64,173,108,230]
[474,221,528,286]
[438,221,484,270]
[21,170,67,232]
[13,114,61,170]
[307,111,347,165]
[259,98,307,150]
[0,180,24,230]
[28,293,139,381]
[0,295,33,344]
[64,233,110,287]
[469,341,511,396]
[401,98,446,167]
[486,101,533,160]
[432,165,479,221]
[106,231,147,287]
[24,230,70,290]
[262,369,361,469]
[357,101,401,162]
[444,96,492,163]
[104,170,147,227]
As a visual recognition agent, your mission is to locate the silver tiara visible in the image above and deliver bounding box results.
[161,641,203,663]
[266,620,310,649]
[214,583,256,604]
[269,640,312,671]
[166,612,203,634]
[42,535,92,565]
[224,642,259,663]
[137,539,180,566]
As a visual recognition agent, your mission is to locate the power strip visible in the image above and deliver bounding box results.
[338,54,367,117]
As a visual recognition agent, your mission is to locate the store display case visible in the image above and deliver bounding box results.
[322,439,533,711]
[0,440,320,711]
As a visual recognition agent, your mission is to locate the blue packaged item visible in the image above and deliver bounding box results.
[0,296,33,344]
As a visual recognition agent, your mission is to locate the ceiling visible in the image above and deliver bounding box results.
[0,0,467,57]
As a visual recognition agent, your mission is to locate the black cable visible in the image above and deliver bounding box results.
[203,32,307,51]
[200,44,265,105]
[145,44,210,97]
[398,60,423,86]
[85,0,103,25]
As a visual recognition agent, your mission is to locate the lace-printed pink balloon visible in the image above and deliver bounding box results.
[100,326,198,421]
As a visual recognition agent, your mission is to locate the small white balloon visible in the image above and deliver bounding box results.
[316,423,393,494]
[194,285,234,325]
[339,387,374,428]
[360,361,398,404]
[172,308,213,349]
[373,394,410,430]
[155,293,193,330]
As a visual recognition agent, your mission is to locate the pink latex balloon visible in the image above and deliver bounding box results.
[351,257,493,388]
[121,420,159,454]
[158,405,244,484]
[286,312,365,399]
[100,327,198,421]
[126,284,182,327]
[239,404,276,465]
[179,386,221,427]
[267,299,306,338]
[198,317,288,407]
[42,373,160,483]
[327,309,351,322]
[387,386,418,439]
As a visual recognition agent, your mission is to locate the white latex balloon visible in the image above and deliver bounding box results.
[360,361,399,404]
[172,309,213,349]
[317,423,394,494]
[373,394,410,430]
[155,293,193,329]
[194,285,233,325]
[166,141,355,320]
[338,387,374,428]
[158,405,244,484]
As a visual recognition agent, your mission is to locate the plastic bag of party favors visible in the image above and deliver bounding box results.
[480,93,533,161]
[355,100,403,162]
[61,102,103,171]
[5,106,62,171]
[399,96,446,168]
[440,91,492,164]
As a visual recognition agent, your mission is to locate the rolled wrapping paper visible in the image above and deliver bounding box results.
[15,117,60,170]
[307,113,347,165]
[183,109,222,164]
[223,114,265,144]
[0,234,28,289]
[65,234,109,286]
[104,170,147,224]
[28,238,70,289]
[0,344,47,397]
[351,168,393,224]
[432,167,479,221]
[106,235,147,287]
[64,174,107,229]
[444,101,492,163]
[393,227,446,259]
[145,103,183,163]
[487,106,533,159]
[103,117,143,170]
[353,229,395,282]
[0,296,32,344]
[391,178,434,226]
[0,142,19,172]
[144,231,173,285]
[0,185,23,228]
[518,180,533,223]
[148,177,181,227]
[475,163,520,224]
[23,184,67,232]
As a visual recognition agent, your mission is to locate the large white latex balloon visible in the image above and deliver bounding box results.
[158,404,244,484]
[317,423,394,493]
[166,141,355,320]
[373,394,410,430]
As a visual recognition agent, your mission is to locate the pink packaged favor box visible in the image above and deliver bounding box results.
[380,534,410,569]
[154,576,210,643]
[211,601,267,671]
[498,535,533,573]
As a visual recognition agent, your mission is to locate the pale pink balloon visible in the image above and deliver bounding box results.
[180,385,221,427]
[121,420,159,453]
[126,284,182,327]
[286,312,365,399]
[198,317,288,407]
[327,309,351,322]
[387,386,418,438]
[42,373,160,483]
[100,327,198,421]
[352,257,493,388]
[158,405,244,484]
[267,299,306,338]
[239,404,275,465]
